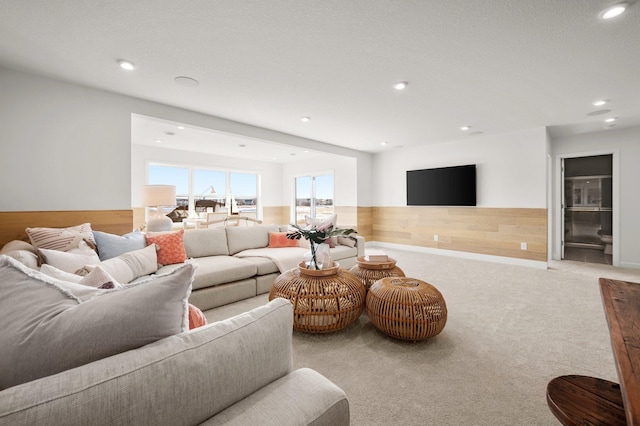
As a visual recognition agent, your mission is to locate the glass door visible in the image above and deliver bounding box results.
[294,173,334,225]
[562,154,613,264]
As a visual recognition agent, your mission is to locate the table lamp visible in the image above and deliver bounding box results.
[142,184,176,232]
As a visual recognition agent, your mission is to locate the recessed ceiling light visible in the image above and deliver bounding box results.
[304,150,309,153]
[592,100,608,106]
[177,126,185,130]
[174,76,200,87]
[239,144,246,148]
[393,81,408,90]
[605,117,617,123]
[600,2,628,19]
[301,116,311,122]
[164,131,175,136]
[155,139,162,143]
[460,126,471,131]
[290,153,296,156]
[117,60,135,71]
[381,142,388,145]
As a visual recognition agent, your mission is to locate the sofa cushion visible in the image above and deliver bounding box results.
[0,255,194,389]
[190,256,257,290]
[184,227,229,258]
[329,245,358,261]
[236,256,280,275]
[93,229,146,260]
[226,225,279,255]
[26,223,96,251]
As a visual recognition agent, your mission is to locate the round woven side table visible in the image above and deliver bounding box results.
[366,277,447,341]
[269,263,366,333]
[349,256,406,291]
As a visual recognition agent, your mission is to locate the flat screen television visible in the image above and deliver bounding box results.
[406,164,476,206]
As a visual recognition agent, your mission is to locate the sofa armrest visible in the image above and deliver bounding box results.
[0,298,294,426]
[355,235,365,258]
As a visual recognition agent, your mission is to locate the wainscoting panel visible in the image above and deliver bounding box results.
[0,210,134,247]
[371,206,547,261]
[262,206,289,226]
[356,206,374,241]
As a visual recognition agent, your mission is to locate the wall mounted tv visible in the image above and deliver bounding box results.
[406,164,476,206]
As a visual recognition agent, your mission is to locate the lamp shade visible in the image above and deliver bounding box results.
[141,185,176,207]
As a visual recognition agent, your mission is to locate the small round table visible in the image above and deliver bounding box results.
[349,256,406,291]
[366,277,447,341]
[269,263,366,333]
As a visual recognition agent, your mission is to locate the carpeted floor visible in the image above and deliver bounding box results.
[205,248,640,425]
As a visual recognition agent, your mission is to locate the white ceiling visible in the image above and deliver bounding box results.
[2,0,639,158]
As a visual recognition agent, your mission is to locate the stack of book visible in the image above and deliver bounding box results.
[365,249,389,262]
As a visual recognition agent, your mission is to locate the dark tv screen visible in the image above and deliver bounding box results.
[407,164,476,206]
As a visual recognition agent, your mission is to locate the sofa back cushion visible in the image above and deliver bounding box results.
[226,225,280,255]
[183,227,229,258]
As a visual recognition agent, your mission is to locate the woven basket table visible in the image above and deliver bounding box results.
[366,277,447,341]
[349,256,406,291]
[269,262,366,333]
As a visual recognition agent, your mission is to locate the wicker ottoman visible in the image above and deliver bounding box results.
[269,263,366,333]
[366,277,447,341]
[349,256,406,291]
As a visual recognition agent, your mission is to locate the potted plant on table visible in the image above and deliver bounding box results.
[286,221,357,270]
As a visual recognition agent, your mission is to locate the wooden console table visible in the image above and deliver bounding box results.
[546,278,640,425]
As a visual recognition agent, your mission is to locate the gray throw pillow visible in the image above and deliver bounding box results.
[93,229,146,261]
[0,255,194,389]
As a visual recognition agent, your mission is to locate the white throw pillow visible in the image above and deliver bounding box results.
[79,244,158,284]
[38,240,101,273]
[40,264,124,290]
[0,255,194,389]
[305,214,337,229]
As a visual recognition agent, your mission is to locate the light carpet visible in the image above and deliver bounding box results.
[205,248,640,425]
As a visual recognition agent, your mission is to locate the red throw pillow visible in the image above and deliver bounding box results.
[268,232,299,248]
[188,303,207,330]
[145,230,187,265]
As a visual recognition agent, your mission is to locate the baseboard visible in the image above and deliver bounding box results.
[618,261,640,270]
[366,241,549,270]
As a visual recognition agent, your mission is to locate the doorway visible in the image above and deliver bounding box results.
[562,154,613,264]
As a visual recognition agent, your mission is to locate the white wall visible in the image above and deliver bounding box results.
[371,127,548,208]
[0,67,369,212]
[549,125,640,269]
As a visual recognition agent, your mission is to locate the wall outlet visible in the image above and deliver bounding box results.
[434,235,439,242]
[520,242,527,250]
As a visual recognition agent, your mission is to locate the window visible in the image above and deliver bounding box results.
[294,173,334,225]
[148,163,259,218]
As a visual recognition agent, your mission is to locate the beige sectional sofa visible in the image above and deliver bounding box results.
[0,223,361,425]
[0,296,350,425]
[174,225,365,311]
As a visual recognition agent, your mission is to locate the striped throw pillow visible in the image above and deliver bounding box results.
[26,223,96,252]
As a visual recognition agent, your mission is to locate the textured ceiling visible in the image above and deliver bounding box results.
[1,0,639,157]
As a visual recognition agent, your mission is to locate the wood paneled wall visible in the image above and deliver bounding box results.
[262,206,289,226]
[0,210,134,247]
[370,206,547,261]
[0,207,547,262]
